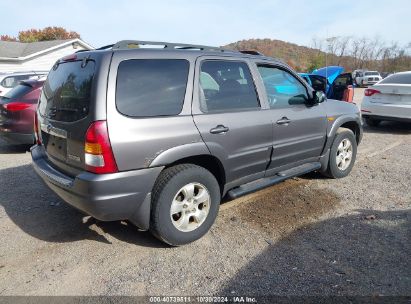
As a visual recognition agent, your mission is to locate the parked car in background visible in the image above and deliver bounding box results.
[0,71,48,96]
[361,71,411,126]
[299,66,354,102]
[353,70,382,87]
[31,40,362,246]
[380,72,393,79]
[0,78,45,144]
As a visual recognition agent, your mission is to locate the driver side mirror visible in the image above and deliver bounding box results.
[310,90,326,104]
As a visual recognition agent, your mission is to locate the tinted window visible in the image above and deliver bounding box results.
[334,74,353,86]
[308,75,327,92]
[116,59,189,117]
[199,60,259,112]
[38,60,94,122]
[301,76,310,84]
[257,66,308,108]
[3,83,32,99]
[380,73,411,84]
[365,72,379,76]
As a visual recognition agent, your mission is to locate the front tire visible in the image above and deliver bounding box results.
[150,164,221,246]
[325,128,357,179]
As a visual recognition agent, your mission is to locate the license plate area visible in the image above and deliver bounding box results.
[41,124,68,161]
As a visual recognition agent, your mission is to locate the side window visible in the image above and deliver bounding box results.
[1,75,32,88]
[199,60,259,113]
[1,76,17,88]
[116,59,189,117]
[300,75,310,85]
[257,66,308,108]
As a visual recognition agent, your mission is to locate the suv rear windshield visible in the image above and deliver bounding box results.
[116,59,189,117]
[380,73,411,84]
[38,60,95,122]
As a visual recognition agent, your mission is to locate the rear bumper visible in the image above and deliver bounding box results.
[0,131,33,145]
[31,144,164,229]
[361,100,411,121]
[362,114,411,123]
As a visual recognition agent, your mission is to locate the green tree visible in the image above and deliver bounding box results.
[307,55,325,72]
[1,27,80,42]
[0,35,17,41]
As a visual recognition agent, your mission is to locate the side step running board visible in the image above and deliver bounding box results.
[227,162,321,199]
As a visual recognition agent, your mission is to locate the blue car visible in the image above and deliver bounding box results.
[299,66,354,102]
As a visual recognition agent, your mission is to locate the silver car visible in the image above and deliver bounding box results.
[361,71,411,126]
[0,71,48,96]
[31,40,362,245]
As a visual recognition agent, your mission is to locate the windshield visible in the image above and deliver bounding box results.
[38,60,95,122]
[365,72,379,76]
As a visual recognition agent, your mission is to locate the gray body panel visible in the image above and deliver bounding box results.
[31,45,362,230]
[323,99,363,151]
[191,56,273,189]
[31,144,163,229]
[106,50,202,171]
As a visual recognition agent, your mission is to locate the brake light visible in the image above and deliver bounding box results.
[34,113,41,145]
[365,89,381,96]
[4,102,31,112]
[84,121,118,174]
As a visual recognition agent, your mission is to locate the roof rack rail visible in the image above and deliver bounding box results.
[96,44,115,50]
[111,40,224,52]
[239,50,263,56]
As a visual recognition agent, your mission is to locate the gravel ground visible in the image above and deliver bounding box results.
[0,89,410,296]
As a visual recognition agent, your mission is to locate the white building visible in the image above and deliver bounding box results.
[0,39,93,73]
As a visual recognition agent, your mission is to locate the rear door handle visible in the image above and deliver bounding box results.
[276,117,291,125]
[210,125,229,134]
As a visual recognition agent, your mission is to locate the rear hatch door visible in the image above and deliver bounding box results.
[37,55,99,177]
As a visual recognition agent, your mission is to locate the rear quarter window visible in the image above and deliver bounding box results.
[115,59,190,117]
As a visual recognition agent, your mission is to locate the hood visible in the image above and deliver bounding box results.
[312,66,344,85]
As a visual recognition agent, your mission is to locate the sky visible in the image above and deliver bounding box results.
[1,0,409,48]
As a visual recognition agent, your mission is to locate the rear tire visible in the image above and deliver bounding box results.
[150,164,220,246]
[365,117,381,127]
[324,128,357,179]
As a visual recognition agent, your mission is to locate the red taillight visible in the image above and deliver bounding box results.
[34,113,41,145]
[4,102,31,112]
[365,89,381,96]
[84,121,118,174]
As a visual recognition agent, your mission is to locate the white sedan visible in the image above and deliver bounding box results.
[361,71,411,126]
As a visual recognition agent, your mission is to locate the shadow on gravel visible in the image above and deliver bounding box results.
[0,164,166,248]
[220,209,411,296]
[363,121,411,135]
[0,143,31,154]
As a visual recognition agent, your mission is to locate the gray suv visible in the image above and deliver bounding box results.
[31,40,362,245]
